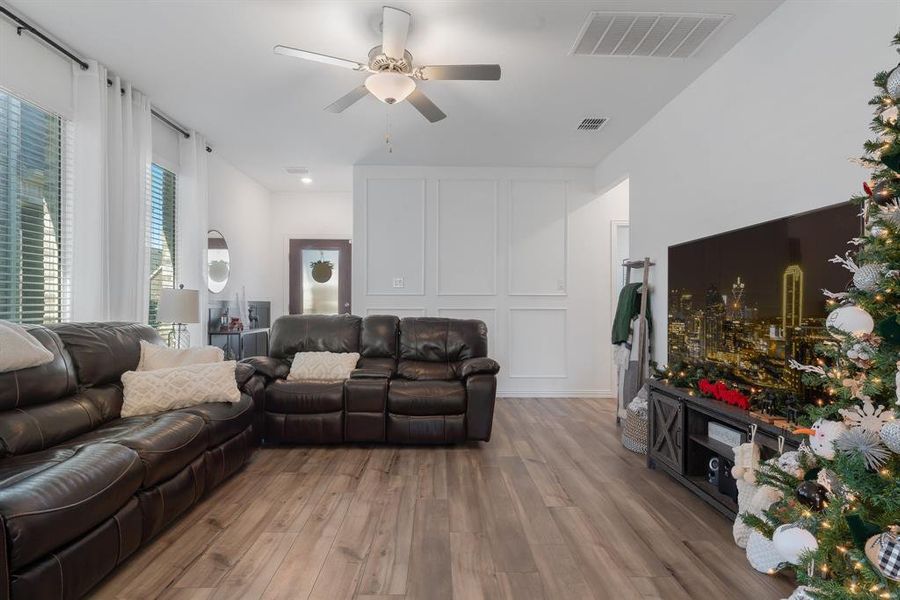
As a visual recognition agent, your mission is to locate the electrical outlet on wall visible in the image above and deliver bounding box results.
[557,279,566,291]
[392,277,405,289]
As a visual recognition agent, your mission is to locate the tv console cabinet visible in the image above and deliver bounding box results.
[647,381,801,519]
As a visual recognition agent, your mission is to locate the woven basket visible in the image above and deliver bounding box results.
[622,405,648,455]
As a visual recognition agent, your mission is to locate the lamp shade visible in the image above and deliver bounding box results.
[158,287,200,324]
[365,72,415,104]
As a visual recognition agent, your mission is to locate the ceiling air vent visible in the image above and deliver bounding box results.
[572,12,728,58]
[577,117,607,131]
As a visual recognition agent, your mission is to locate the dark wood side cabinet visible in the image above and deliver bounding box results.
[208,328,269,360]
[647,381,801,519]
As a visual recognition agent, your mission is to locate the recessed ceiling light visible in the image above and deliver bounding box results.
[301,176,313,184]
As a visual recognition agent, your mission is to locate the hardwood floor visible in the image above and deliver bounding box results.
[90,398,794,600]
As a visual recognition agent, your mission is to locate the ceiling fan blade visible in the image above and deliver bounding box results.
[274,45,364,70]
[324,86,370,113]
[381,6,410,60]
[417,64,501,81]
[406,89,446,123]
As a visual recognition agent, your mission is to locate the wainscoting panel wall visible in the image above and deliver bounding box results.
[364,178,426,295]
[353,165,627,397]
[508,308,567,378]
[437,179,498,296]
[509,180,567,296]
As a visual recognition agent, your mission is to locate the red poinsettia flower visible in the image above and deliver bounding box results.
[696,378,750,410]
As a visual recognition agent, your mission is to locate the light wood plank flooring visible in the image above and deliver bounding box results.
[90,398,793,599]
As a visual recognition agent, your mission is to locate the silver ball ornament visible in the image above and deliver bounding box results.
[881,420,900,453]
[888,64,900,101]
[853,264,883,292]
[871,224,888,239]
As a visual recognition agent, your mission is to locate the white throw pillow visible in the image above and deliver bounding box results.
[288,351,360,381]
[121,360,240,417]
[0,320,54,374]
[137,340,224,371]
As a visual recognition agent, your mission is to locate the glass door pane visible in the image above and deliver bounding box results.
[288,239,351,315]
[302,249,340,314]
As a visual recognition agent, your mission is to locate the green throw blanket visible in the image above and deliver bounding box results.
[611,283,651,345]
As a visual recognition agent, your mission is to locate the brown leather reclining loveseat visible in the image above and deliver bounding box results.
[0,322,258,600]
[246,314,500,444]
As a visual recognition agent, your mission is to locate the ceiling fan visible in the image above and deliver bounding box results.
[274,6,501,123]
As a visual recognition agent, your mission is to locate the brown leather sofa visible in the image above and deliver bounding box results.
[245,314,500,444]
[0,322,258,600]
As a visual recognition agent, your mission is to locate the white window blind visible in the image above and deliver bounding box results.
[147,162,177,337]
[0,89,71,324]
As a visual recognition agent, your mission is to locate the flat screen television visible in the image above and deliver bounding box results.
[667,202,861,395]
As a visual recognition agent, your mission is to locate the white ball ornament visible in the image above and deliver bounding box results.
[826,305,874,338]
[772,524,818,565]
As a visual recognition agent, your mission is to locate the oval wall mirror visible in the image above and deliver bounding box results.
[207,230,230,294]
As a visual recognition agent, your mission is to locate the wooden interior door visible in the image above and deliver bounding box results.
[289,239,351,314]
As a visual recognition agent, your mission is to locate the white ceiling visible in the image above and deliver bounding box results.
[7,0,782,192]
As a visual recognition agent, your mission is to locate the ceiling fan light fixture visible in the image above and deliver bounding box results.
[365,72,415,104]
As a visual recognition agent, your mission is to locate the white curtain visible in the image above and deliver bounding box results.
[177,133,209,345]
[71,61,152,322]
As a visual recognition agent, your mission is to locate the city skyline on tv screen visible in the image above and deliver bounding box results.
[667,202,861,394]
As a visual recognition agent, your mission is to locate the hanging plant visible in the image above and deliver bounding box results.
[310,259,334,283]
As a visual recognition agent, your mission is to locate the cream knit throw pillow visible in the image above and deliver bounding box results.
[288,351,360,381]
[121,360,240,417]
[0,320,54,374]
[137,340,224,371]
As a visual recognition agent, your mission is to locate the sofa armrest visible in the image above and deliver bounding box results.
[350,366,393,379]
[458,357,500,379]
[240,356,289,380]
[465,374,497,441]
[234,362,255,387]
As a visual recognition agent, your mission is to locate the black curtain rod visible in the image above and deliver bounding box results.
[0,5,88,70]
[1,5,211,153]
[103,79,211,152]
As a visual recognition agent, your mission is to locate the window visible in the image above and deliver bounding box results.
[148,163,177,337]
[0,89,70,324]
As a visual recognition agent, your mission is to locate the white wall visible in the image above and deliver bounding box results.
[207,153,274,309]
[353,165,627,397]
[594,0,899,365]
[0,18,73,119]
[268,191,353,319]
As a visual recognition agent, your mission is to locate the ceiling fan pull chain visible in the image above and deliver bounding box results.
[385,108,393,154]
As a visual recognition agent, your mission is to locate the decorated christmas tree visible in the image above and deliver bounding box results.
[740,31,900,600]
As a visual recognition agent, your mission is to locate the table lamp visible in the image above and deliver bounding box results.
[158,285,199,348]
